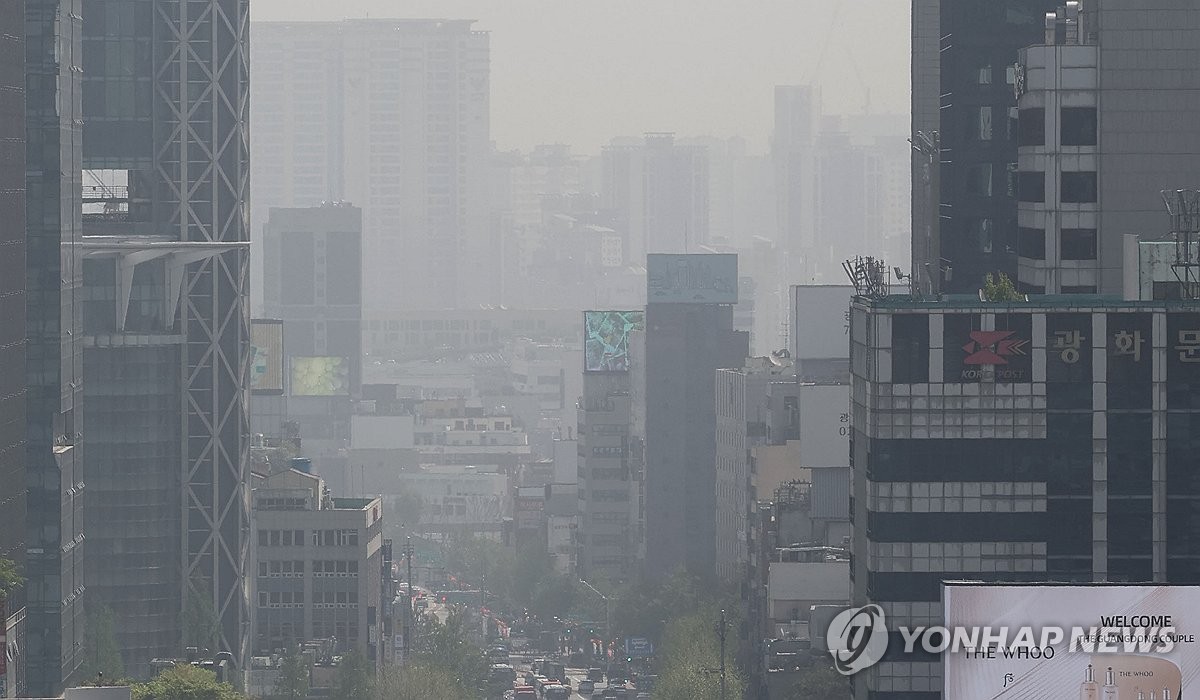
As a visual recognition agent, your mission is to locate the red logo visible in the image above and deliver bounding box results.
[963,330,1028,365]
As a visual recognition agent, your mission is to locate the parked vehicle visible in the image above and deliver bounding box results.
[578,679,595,694]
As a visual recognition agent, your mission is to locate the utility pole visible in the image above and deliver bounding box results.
[717,609,727,700]
[402,536,414,660]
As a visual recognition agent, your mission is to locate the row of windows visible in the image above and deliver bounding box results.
[1019,107,1098,147]
[1017,227,1097,260]
[1017,171,1097,203]
[257,528,361,547]
[257,560,360,577]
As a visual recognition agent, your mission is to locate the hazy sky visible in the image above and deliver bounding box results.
[250,1,910,153]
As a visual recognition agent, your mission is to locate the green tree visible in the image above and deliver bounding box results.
[652,608,747,700]
[80,602,126,681]
[788,658,849,698]
[332,649,372,700]
[982,272,1022,301]
[273,647,309,699]
[181,589,221,654]
[0,557,20,600]
[132,663,246,700]
[371,662,467,700]
[415,608,486,687]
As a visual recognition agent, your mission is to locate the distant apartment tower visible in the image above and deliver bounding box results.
[911,0,1061,294]
[0,3,25,695]
[252,469,383,659]
[1014,2,1200,294]
[80,0,252,674]
[263,204,363,394]
[773,86,819,282]
[577,311,646,582]
[643,255,749,581]
[251,20,490,313]
[24,0,86,694]
[602,134,709,262]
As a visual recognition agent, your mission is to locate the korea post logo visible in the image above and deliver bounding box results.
[826,604,889,675]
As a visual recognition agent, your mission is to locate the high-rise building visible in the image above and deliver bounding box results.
[80,0,252,674]
[848,289,1200,698]
[577,311,645,582]
[251,20,490,313]
[1014,1,1200,294]
[24,0,85,694]
[262,203,363,393]
[602,134,710,262]
[0,3,25,696]
[910,0,1061,295]
[643,255,749,580]
[251,469,383,661]
[773,86,820,281]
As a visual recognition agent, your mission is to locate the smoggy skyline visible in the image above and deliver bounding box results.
[250,0,911,152]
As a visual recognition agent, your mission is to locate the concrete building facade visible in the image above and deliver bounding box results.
[252,469,383,660]
[1015,1,1200,295]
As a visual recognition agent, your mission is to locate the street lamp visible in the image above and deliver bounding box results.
[577,578,611,676]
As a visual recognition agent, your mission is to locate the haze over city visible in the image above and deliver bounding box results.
[6,1,1200,699]
[250,0,911,151]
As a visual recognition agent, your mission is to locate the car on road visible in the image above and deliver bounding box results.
[577,679,595,694]
[512,685,536,700]
[542,684,570,700]
[586,668,604,683]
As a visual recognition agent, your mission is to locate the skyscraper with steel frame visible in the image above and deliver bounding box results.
[81,0,251,674]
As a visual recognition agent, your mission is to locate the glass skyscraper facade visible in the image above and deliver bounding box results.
[25,0,86,694]
[911,0,1061,294]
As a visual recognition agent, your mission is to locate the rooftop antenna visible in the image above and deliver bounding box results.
[842,256,891,301]
[1162,189,1200,298]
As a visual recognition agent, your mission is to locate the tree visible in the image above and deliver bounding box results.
[789,658,849,698]
[332,650,372,700]
[132,663,246,700]
[982,272,1022,301]
[181,589,221,654]
[651,607,747,700]
[273,647,309,699]
[80,602,126,682]
[372,662,467,700]
[415,608,486,687]
[0,557,20,601]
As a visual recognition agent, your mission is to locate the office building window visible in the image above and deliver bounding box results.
[1061,172,1098,203]
[1018,227,1046,260]
[975,106,994,141]
[1061,229,1097,260]
[1019,108,1045,146]
[1017,172,1045,202]
[1061,107,1098,146]
[966,164,993,197]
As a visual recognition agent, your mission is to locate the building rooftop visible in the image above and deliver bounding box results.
[857,293,1200,311]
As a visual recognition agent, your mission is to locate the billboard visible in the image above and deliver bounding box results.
[250,319,285,394]
[290,356,351,396]
[790,285,855,362]
[647,253,738,304]
[943,584,1200,699]
[584,310,645,372]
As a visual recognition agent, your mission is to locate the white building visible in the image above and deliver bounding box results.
[251,20,490,312]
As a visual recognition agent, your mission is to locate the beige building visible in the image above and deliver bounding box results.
[251,469,384,661]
